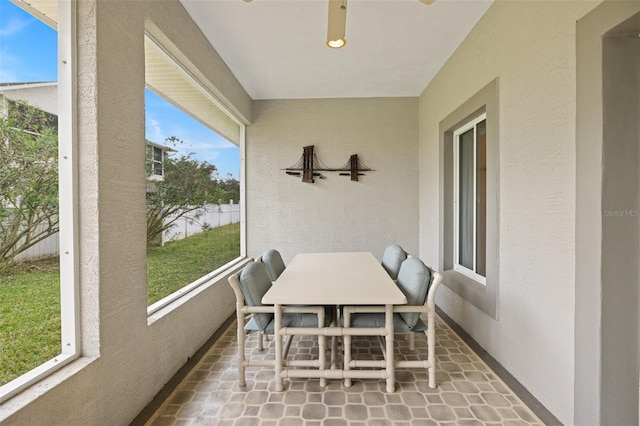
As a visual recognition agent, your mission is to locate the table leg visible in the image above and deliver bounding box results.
[385,304,395,393]
[319,308,327,388]
[344,308,352,387]
[274,303,284,391]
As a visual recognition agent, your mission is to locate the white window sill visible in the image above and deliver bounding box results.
[147,256,252,324]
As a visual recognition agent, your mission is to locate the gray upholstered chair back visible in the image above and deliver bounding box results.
[262,249,286,281]
[381,244,408,280]
[237,262,273,330]
[396,256,431,329]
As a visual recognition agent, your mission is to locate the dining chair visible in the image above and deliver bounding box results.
[381,244,408,280]
[258,248,286,281]
[253,248,286,345]
[342,256,444,388]
[258,249,342,369]
[228,261,330,387]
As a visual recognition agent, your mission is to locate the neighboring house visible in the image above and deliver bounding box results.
[0,83,174,260]
[0,81,58,118]
[0,83,60,262]
[0,82,174,186]
[145,139,176,190]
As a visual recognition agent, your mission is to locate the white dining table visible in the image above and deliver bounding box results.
[262,251,407,392]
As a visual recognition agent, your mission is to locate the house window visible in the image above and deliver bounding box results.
[146,141,174,181]
[0,0,79,403]
[144,34,244,314]
[439,79,498,318]
[453,114,486,284]
[153,147,163,175]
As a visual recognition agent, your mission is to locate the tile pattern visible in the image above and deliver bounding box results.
[146,315,543,425]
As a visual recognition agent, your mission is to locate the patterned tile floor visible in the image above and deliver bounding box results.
[145,315,543,425]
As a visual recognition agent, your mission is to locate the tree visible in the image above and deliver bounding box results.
[0,100,59,266]
[146,137,219,245]
[216,173,239,204]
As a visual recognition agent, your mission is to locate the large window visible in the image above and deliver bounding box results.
[453,114,486,284]
[440,79,498,318]
[0,0,78,403]
[144,35,244,314]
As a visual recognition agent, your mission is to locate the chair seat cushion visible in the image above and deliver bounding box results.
[245,314,274,332]
[245,311,332,333]
[344,312,427,333]
[288,305,335,320]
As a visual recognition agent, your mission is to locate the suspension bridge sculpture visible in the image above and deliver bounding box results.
[282,145,374,183]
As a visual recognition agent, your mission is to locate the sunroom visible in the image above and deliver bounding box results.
[0,1,639,425]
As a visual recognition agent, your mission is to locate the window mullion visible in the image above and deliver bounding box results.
[57,0,79,358]
[451,113,486,282]
[453,137,459,269]
[472,125,477,274]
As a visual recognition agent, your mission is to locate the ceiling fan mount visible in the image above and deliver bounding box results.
[326,0,434,49]
[244,0,435,49]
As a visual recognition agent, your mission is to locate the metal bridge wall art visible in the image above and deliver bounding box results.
[283,145,375,183]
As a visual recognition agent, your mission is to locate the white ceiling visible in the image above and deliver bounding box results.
[180,0,493,100]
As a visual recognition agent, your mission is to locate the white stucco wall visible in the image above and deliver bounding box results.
[246,98,419,264]
[418,1,601,423]
[0,1,249,424]
[0,83,58,115]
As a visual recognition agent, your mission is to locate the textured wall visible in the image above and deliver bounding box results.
[247,98,419,264]
[600,21,640,426]
[575,3,640,423]
[418,1,601,423]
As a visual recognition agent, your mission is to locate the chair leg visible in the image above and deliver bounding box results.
[330,336,338,369]
[236,315,246,387]
[377,335,386,357]
[319,334,327,387]
[330,307,338,369]
[409,332,415,351]
[283,334,294,357]
[258,331,264,351]
[426,327,436,388]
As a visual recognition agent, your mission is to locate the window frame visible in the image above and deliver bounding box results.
[439,79,499,319]
[143,33,246,317]
[452,113,487,285]
[146,142,169,181]
[0,0,79,404]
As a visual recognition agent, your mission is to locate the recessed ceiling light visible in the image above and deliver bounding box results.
[327,38,346,49]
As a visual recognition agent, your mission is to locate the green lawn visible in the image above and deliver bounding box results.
[0,260,61,386]
[0,223,240,386]
[146,223,240,305]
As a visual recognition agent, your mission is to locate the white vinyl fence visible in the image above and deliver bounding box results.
[13,225,59,262]
[10,202,240,262]
[162,202,240,244]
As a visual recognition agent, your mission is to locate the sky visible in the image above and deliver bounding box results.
[0,0,239,179]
